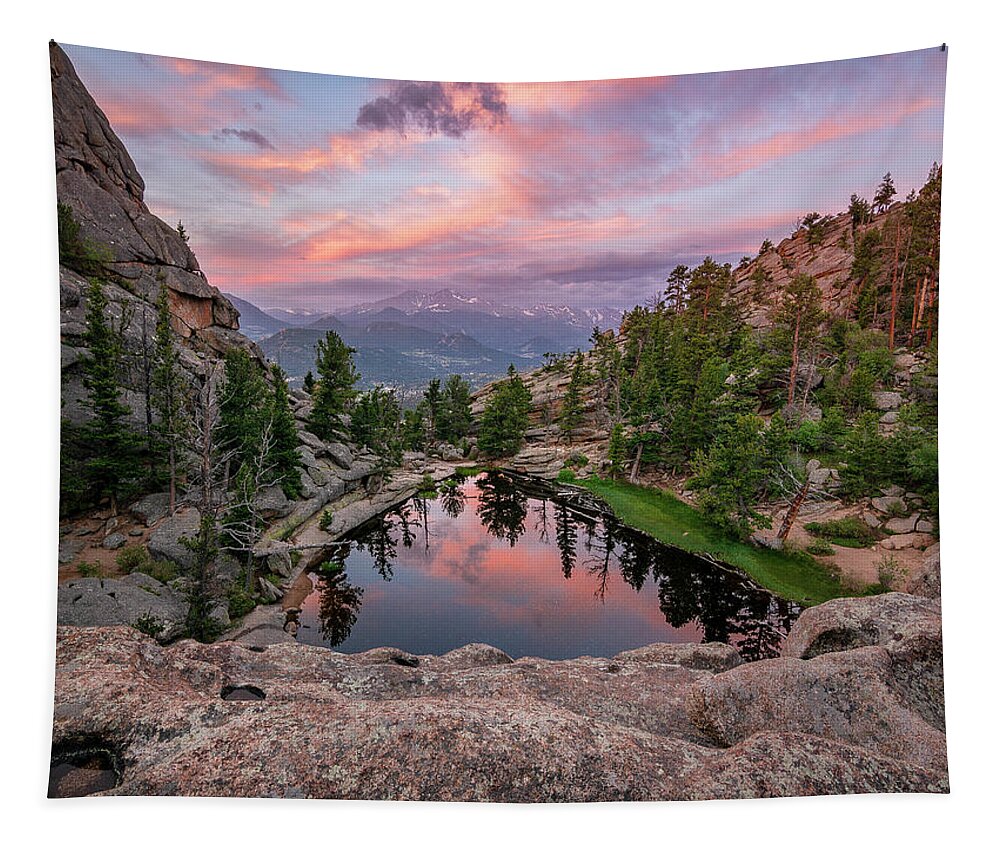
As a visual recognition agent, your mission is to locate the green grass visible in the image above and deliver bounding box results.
[576,477,846,606]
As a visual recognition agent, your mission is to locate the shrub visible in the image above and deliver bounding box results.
[556,468,577,483]
[143,560,179,584]
[115,544,150,573]
[877,554,903,589]
[318,510,333,532]
[806,540,835,556]
[227,586,257,620]
[77,560,102,577]
[804,517,877,548]
[132,612,164,639]
[418,474,438,496]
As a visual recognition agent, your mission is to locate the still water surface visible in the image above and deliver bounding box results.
[292,472,800,661]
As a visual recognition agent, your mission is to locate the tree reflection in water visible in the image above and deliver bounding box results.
[475,472,528,546]
[309,470,800,660]
[315,551,364,647]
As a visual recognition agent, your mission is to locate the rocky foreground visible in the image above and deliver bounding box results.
[52,592,946,801]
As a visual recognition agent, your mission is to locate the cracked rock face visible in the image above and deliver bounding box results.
[51,592,947,801]
[53,42,260,431]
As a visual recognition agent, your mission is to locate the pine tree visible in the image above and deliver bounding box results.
[81,277,141,514]
[849,193,871,228]
[267,363,302,497]
[774,273,824,406]
[437,374,473,444]
[176,221,189,244]
[664,264,690,312]
[350,386,402,476]
[478,366,532,458]
[423,378,443,438]
[303,371,315,394]
[219,349,268,472]
[689,414,773,539]
[152,285,188,513]
[181,512,223,642]
[607,423,627,478]
[309,331,359,440]
[558,353,588,440]
[873,172,897,213]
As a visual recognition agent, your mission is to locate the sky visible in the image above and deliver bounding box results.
[62,44,947,312]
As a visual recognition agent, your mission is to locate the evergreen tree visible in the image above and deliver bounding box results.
[664,264,690,312]
[81,277,141,514]
[773,273,824,406]
[181,513,223,642]
[437,374,473,444]
[303,371,315,394]
[850,228,883,324]
[873,172,897,213]
[152,285,188,513]
[218,349,268,472]
[176,221,189,243]
[423,378,443,437]
[689,414,774,539]
[402,403,429,451]
[478,366,532,458]
[607,423,627,478]
[350,386,403,474]
[849,193,871,228]
[309,331,359,440]
[267,363,302,497]
[558,352,588,440]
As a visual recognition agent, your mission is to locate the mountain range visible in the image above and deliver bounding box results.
[228,289,626,389]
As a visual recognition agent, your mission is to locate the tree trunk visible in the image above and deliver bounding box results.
[629,442,644,484]
[925,278,937,346]
[168,446,176,514]
[911,275,927,343]
[888,221,902,349]
[777,479,810,543]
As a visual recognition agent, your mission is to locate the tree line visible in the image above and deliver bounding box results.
[545,166,941,541]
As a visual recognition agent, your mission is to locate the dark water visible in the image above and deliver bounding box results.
[292,472,801,661]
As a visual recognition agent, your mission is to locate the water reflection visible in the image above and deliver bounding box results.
[297,471,800,661]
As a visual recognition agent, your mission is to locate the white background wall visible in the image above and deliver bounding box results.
[1,1,994,847]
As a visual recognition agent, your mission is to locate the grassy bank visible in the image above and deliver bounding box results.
[576,477,846,605]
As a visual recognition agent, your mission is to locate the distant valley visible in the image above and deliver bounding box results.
[225,289,625,390]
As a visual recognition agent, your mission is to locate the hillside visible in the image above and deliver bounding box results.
[472,177,941,594]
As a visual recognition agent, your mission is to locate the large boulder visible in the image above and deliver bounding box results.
[686,646,947,772]
[147,507,201,569]
[906,544,942,599]
[57,574,187,640]
[780,592,942,660]
[130,493,172,527]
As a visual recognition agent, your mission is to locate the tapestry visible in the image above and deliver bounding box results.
[50,41,947,801]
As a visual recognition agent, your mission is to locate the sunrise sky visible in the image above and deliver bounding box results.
[62,44,946,311]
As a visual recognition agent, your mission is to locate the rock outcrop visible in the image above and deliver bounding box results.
[57,573,188,641]
[51,591,946,800]
[53,41,259,430]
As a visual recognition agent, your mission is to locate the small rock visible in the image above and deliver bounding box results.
[879,532,935,551]
[872,391,903,411]
[915,519,934,534]
[102,532,127,549]
[861,511,882,529]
